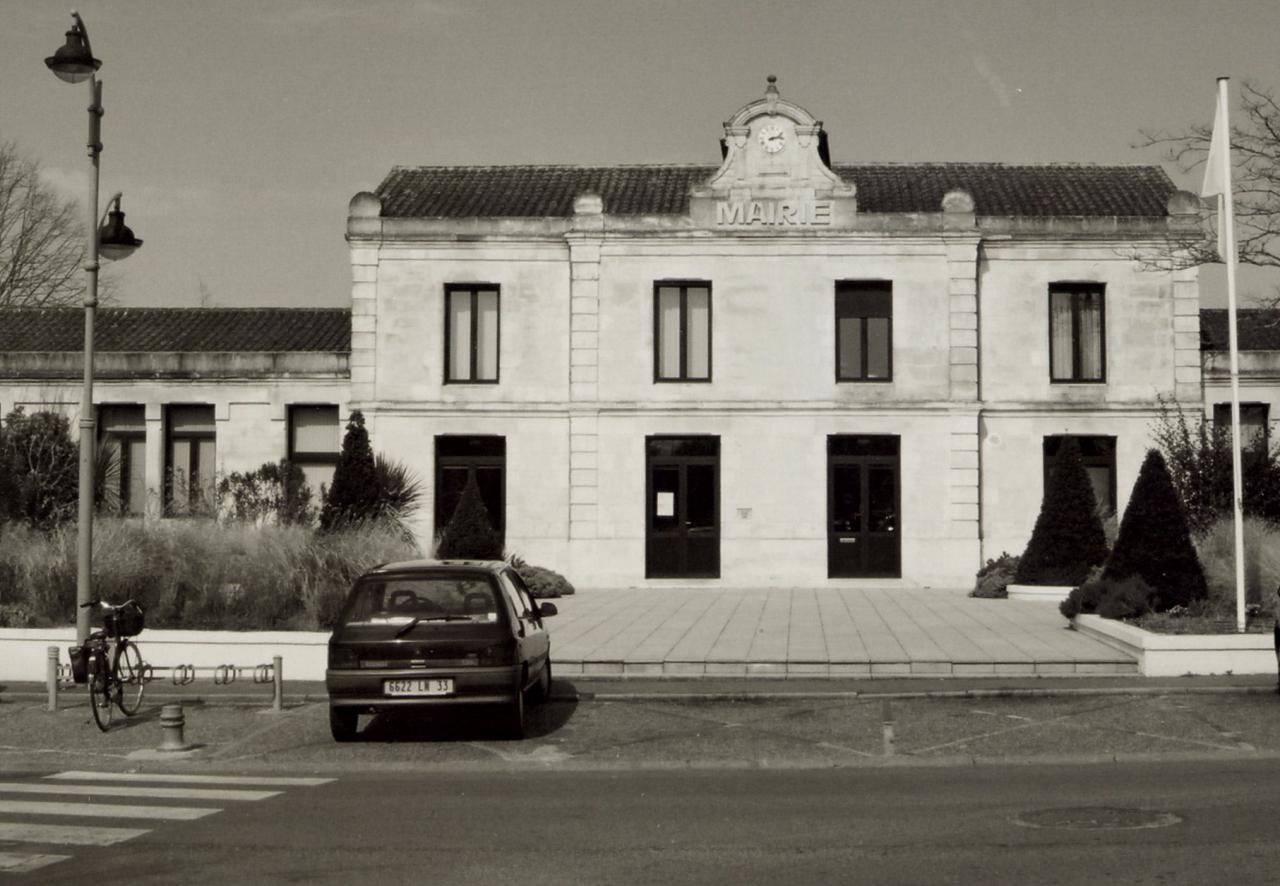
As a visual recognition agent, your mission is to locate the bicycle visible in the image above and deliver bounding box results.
[70,598,148,731]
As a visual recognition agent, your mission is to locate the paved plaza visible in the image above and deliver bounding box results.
[547,587,1135,679]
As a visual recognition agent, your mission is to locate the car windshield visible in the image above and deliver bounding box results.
[341,575,501,626]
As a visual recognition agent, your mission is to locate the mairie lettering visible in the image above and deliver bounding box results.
[715,200,832,226]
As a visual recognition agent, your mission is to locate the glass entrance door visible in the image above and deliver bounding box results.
[646,437,719,578]
[828,435,900,578]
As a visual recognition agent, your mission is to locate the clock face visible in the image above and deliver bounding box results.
[758,123,785,154]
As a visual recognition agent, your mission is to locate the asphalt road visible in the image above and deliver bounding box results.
[11,760,1280,885]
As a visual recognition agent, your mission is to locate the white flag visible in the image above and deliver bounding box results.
[1200,86,1230,198]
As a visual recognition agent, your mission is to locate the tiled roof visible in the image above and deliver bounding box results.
[1201,309,1280,351]
[0,308,350,352]
[376,163,1177,219]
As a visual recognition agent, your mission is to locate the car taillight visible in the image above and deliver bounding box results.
[478,644,514,666]
[328,645,357,669]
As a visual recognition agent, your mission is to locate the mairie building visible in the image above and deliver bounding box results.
[3,80,1259,591]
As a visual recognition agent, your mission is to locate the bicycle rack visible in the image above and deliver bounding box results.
[48,648,285,712]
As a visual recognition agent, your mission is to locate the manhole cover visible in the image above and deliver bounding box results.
[1012,807,1182,831]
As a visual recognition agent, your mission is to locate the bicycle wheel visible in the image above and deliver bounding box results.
[114,641,145,716]
[88,652,113,731]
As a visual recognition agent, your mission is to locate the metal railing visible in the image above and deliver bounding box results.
[47,647,285,712]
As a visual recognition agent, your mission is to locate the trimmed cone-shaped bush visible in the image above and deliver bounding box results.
[435,473,503,560]
[319,411,380,532]
[1103,448,1207,611]
[1014,437,1109,586]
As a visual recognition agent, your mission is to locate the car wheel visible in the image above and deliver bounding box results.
[330,706,358,742]
[506,687,526,740]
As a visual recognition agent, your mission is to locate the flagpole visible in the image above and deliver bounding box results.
[1216,76,1247,633]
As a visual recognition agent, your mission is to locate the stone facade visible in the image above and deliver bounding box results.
[347,81,1205,589]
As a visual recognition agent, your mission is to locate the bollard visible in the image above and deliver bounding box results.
[271,655,283,712]
[881,699,895,756]
[158,703,194,752]
[46,646,59,712]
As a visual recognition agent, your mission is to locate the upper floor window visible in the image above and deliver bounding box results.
[654,282,711,382]
[445,285,499,383]
[836,281,892,381]
[1049,283,1105,383]
[1214,402,1270,450]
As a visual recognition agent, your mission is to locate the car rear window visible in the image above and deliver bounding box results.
[341,575,501,625]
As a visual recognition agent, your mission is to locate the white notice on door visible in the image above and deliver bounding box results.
[656,491,675,518]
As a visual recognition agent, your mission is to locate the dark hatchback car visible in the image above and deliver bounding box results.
[325,560,556,741]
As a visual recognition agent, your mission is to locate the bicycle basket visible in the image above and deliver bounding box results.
[106,601,145,638]
[68,644,88,684]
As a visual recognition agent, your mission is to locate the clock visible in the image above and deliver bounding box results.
[758,123,785,154]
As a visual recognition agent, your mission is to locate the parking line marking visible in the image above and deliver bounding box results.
[0,851,72,873]
[0,801,217,821]
[0,783,278,802]
[0,821,149,846]
[46,771,334,787]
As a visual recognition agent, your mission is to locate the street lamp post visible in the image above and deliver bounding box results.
[46,11,142,644]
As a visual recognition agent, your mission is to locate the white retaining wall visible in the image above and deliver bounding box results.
[0,628,330,683]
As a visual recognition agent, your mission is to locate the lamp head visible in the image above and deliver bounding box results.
[45,12,101,83]
[98,197,142,261]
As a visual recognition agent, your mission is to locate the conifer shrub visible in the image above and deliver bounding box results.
[1103,448,1208,611]
[1096,575,1155,619]
[435,473,503,560]
[318,411,380,532]
[1014,437,1109,586]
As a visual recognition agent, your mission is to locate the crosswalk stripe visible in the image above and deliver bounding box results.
[0,782,278,802]
[0,851,72,873]
[46,771,334,787]
[0,801,217,821]
[0,821,149,846]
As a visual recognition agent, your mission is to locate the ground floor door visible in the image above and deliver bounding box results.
[828,435,900,578]
[435,436,506,543]
[646,436,719,578]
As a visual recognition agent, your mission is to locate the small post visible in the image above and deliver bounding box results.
[881,699,895,756]
[158,702,193,752]
[271,655,283,712]
[46,646,59,712]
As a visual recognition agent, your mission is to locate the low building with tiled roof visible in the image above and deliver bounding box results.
[342,77,1214,592]
[0,307,350,517]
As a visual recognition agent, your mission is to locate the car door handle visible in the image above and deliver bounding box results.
[839,538,857,544]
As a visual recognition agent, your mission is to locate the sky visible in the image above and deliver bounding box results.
[3,0,1280,310]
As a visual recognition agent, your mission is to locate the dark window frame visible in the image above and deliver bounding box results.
[163,404,216,515]
[443,284,501,385]
[1042,435,1117,517]
[96,403,146,517]
[286,404,341,464]
[653,280,713,383]
[1213,401,1271,450]
[434,435,507,538]
[835,281,893,382]
[1048,283,1106,384]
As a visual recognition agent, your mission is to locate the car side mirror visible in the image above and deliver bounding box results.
[536,602,558,618]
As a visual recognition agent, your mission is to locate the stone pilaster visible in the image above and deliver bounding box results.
[1172,267,1202,403]
[942,193,980,403]
[567,194,604,539]
[144,402,163,520]
[349,246,378,407]
[948,428,981,539]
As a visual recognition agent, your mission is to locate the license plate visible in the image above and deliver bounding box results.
[384,678,453,697]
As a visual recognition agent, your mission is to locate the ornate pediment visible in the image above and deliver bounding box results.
[690,77,856,229]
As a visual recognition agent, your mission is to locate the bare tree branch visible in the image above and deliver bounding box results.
[0,139,119,309]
